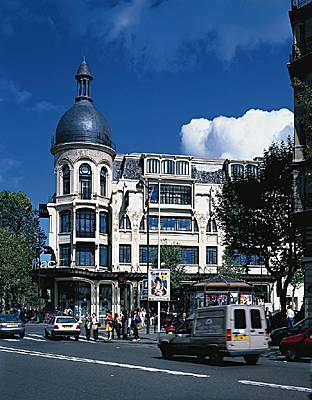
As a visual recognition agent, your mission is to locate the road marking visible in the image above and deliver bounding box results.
[0,346,209,378]
[24,337,46,342]
[28,334,45,339]
[239,380,312,393]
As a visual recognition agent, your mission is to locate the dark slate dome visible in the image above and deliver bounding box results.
[55,58,112,147]
[55,100,112,147]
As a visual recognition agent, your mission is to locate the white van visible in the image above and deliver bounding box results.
[159,305,269,364]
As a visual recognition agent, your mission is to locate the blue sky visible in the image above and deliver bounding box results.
[0,0,294,211]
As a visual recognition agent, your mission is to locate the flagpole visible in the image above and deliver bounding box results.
[157,179,161,334]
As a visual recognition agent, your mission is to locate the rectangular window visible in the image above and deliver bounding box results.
[60,211,71,233]
[250,309,262,329]
[76,209,96,238]
[176,160,189,175]
[180,247,198,264]
[139,245,157,263]
[206,246,217,264]
[147,159,160,174]
[100,212,109,234]
[76,243,95,266]
[150,184,191,205]
[161,160,175,174]
[234,309,246,329]
[119,244,131,263]
[148,217,192,231]
[99,245,109,267]
[59,244,71,266]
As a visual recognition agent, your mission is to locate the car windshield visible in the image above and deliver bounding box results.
[56,318,77,323]
[0,315,19,322]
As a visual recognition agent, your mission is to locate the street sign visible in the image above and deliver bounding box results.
[148,269,170,301]
[39,204,49,218]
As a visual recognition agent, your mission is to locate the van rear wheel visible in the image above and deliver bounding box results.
[209,350,223,364]
[244,355,259,365]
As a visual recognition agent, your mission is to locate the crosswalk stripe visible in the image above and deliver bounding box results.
[24,337,46,342]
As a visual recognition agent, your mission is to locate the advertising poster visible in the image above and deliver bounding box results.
[148,269,170,301]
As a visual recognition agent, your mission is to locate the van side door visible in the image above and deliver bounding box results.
[249,308,267,350]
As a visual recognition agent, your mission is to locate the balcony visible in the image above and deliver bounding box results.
[290,36,312,62]
[292,0,312,9]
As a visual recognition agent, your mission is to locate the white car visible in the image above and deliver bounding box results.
[45,316,80,340]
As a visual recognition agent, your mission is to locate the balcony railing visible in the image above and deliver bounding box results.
[292,0,312,9]
[290,36,312,62]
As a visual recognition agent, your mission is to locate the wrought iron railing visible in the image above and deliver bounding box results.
[292,0,312,9]
[290,36,312,62]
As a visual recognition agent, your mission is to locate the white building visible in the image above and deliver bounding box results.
[41,59,290,318]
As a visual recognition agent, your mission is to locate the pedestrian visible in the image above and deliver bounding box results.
[287,305,295,328]
[265,307,272,332]
[132,310,141,342]
[105,311,113,341]
[91,313,99,341]
[121,309,128,340]
[114,312,122,339]
[84,313,92,340]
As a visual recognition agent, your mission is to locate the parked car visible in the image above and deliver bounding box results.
[44,316,80,340]
[0,314,25,338]
[270,318,312,346]
[279,326,312,361]
[159,305,269,364]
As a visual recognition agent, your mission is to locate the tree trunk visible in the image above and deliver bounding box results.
[277,278,287,317]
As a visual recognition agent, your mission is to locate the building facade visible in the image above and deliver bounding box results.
[289,0,312,318]
[40,59,278,318]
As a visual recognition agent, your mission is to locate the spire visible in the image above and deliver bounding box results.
[75,57,93,103]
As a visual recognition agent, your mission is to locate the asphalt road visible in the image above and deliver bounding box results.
[0,324,311,400]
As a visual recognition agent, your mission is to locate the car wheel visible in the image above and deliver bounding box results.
[75,336,79,341]
[161,343,173,360]
[286,349,299,362]
[19,332,25,339]
[209,350,223,364]
[244,355,259,365]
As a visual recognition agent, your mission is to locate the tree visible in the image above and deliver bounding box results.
[0,191,45,308]
[153,243,186,290]
[215,139,303,314]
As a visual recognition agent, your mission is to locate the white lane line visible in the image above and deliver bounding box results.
[24,337,46,342]
[2,339,17,342]
[0,346,209,378]
[239,380,312,393]
[28,334,45,338]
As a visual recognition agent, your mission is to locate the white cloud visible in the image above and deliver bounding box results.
[32,100,62,112]
[0,74,32,104]
[180,108,294,160]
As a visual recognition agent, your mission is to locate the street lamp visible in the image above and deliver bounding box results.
[136,178,151,334]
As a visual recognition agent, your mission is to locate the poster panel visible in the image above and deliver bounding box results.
[148,269,170,301]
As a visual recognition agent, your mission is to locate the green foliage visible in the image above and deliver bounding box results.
[153,244,186,289]
[215,140,303,312]
[0,191,46,307]
[218,252,246,280]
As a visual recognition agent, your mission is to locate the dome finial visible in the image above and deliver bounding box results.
[75,58,93,103]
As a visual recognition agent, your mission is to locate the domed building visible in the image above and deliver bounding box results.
[39,59,282,321]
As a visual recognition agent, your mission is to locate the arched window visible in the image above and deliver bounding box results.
[245,164,258,177]
[231,164,244,179]
[139,216,145,231]
[59,210,71,233]
[99,211,109,234]
[76,208,96,237]
[100,166,108,197]
[161,159,174,174]
[207,218,218,233]
[119,214,131,230]
[147,159,160,174]
[79,163,92,200]
[176,161,189,175]
[62,165,70,195]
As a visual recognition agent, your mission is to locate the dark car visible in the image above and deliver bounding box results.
[270,318,312,346]
[0,314,25,338]
[279,326,312,361]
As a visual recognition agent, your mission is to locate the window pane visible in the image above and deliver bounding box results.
[99,245,109,267]
[206,247,217,264]
[76,209,96,238]
[139,245,157,263]
[151,185,191,205]
[76,243,95,266]
[60,211,71,233]
[231,164,244,178]
[119,245,131,263]
[60,244,71,266]
[100,212,108,234]
[250,309,262,329]
[147,159,160,174]
[161,160,174,174]
[100,167,107,196]
[234,309,246,329]
[63,166,70,195]
[180,247,198,264]
[176,161,189,175]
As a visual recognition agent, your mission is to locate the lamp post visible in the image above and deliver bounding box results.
[136,178,151,334]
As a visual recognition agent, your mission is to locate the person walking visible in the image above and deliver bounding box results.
[287,305,295,328]
[121,309,128,340]
[132,310,141,342]
[114,312,122,339]
[91,313,99,341]
[105,311,113,341]
[84,313,92,340]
